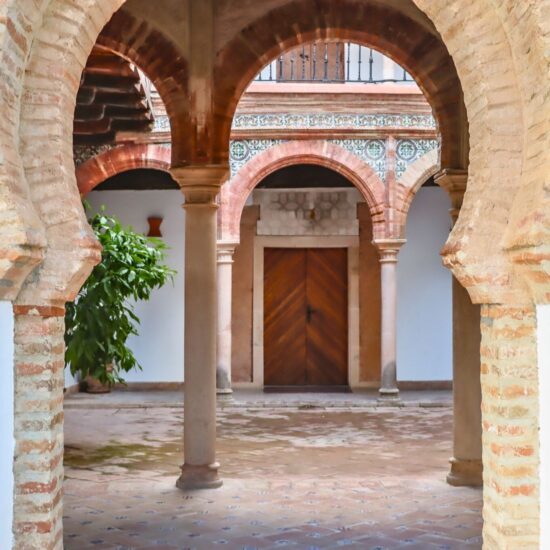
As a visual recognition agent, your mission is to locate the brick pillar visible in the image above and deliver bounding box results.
[436,170,483,487]
[172,166,225,490]
[12,304,66,550]
[537,305,550,549]
[480,305,540,549]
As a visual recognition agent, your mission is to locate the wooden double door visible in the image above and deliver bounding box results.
[264,248,349,388]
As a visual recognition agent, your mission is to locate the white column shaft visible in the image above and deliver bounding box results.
[380,257,399,395]
[216,244,235,394]
[374,239,405,399]
[184,201,218,467]
[172,165,227,491]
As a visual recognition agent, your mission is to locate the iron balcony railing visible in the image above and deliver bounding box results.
[255,43,414,84]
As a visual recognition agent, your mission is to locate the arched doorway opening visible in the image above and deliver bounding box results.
[229,163,382,391]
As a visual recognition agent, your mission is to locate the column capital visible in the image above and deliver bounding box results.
[434,168,468,191]
[217,240,238,264]
[171,165,228,205]
[434,169,468,223]
[373,239,406,263]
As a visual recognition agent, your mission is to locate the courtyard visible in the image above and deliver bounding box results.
[63,393,482,549]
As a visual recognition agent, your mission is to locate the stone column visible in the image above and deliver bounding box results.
[216,241,237,397]
[374,239,406,400]
[436,169,482,487]
[172,166,225,490]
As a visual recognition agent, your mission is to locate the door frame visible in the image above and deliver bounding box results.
[247,235,360,390]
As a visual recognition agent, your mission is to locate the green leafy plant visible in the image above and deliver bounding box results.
[65,208,176,386]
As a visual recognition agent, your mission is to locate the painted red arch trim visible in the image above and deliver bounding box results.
[76,144,172,196]
[219,140,387,241]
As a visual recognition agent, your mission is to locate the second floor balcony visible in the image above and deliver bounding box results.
[256,42,415,85]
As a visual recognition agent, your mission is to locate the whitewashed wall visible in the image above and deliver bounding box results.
[83,186,451,386]
[0,301,14,548]
[86,190,185,382]
[397,186,453,381]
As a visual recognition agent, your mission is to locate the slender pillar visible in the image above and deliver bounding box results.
[216,241,237,397]
[436,169,482,487]
[172,166,225,490]
[374,239,406,400]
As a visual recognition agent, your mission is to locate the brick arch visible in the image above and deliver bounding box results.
[394,149,441,237]
[14,0,128,307]
[76,144,172,195]
[497,0,550,303]
[220,140,387,242]
[2,2,130,547]
[0,2,55,300]
[97,8,191,165]
[213,0,545,304]
[0,2,547,549]
[0,0,545,306]
[213,0,466,172]
[416,0,527,304]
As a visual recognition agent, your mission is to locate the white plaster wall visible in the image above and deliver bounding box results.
[87,190,185,382]
[65,365,79,388]
[84,187,451,385]
[397,187,452,381]
[538,305,550,549]
[0,301,14,548]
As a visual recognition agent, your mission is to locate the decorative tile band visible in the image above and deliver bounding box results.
[329,139,386,181]
[153,115,171,132]
[232,113,436,131]
[74,144,116,167]
[229,138,389,181]
[396,139,440,179]
[230,139,287,176]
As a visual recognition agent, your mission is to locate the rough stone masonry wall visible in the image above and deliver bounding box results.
[0,1,548,549]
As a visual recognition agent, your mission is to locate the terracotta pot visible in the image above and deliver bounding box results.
[83,364,114,394]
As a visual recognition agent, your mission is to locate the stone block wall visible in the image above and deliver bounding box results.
[255,189,361,236]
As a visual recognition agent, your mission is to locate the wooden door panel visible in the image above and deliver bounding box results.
[264,248,307,386]
[306,248,348,385]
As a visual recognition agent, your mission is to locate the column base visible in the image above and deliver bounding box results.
[176,463,223,490]
[216,388,233,401]
[446,457,483,487]
[378,387,400,402]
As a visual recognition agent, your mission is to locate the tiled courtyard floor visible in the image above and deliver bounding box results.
[64,397,482,549]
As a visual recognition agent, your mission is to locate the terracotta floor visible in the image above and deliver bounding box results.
[63,401,482,549]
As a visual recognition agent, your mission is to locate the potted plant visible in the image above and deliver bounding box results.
[65,209,175,393]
